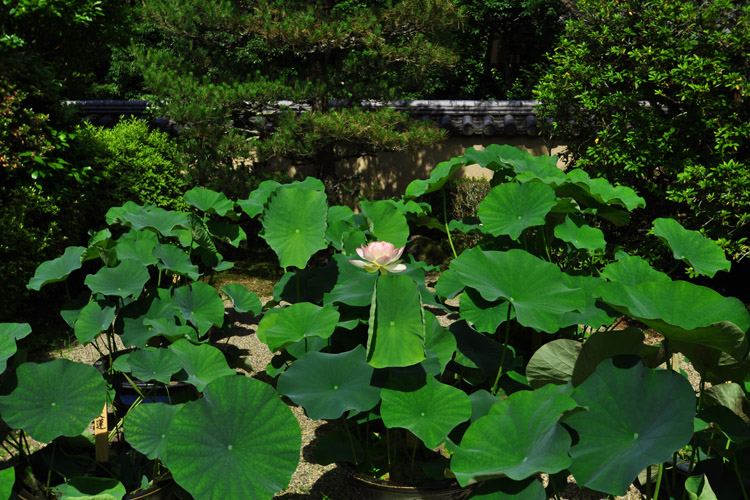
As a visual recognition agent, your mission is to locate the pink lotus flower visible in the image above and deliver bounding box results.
[349,241,406,274]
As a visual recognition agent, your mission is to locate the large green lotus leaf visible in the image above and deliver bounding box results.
[652,218,731,278]
[554,215,606,252]
[84,260,150,299]
[434,268,464,300]
[126,348,183,384]
[323,254,379,306]
[367,274,425,368]
[27,246,85,291]
[360,199,409,248]
[171,282,225,336]
[451,320,504,377]
[144,317,197,343]
[465,145,563,185]
[274,261,338,304]
[598,280,750,359]
[452,384,577,486]
[261,186,328,269]
[526,339,581,389]
[220,284,262,315]
[153,244,200,281]
[277,346,380,420]
[74,300,116,345]
[560,274,618,329]
[600,255,671,286]
[118,289,174,348]
[0,359,106,442]
[124,403,181,460]
[207,220,246,247]
[703,383,750,421]
[0,467,13,500]
[459,288,512,334]
[168,339,235,391]
[115,229,159,266]
[237,179,282,217]
[572,328,655,386]
[325,205,357,251]
[685,474,718,500]
[381,377,471,449]
[469,476,546,500]
[0,323,31,374]
[183,186,236,218]
[451,248,586,333]
[256,303,339,352]
[565,358,695,496]
[106,204,190,238]
[468,390,501,423]
[404,156,465,198]
[163,376,301,500]
[477,183,557,240]
[564,169,646,211]
[312,429,365,466]
[424,311,457,374]
[57,477,126,500]
[673,341,750,384]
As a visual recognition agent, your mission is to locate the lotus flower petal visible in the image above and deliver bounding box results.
[349,241,406,274]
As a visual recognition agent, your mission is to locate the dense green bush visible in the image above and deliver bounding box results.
[72,118,187,215]
[535,0,750,260]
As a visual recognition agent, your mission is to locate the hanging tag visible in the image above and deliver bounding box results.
[94,403,109,463]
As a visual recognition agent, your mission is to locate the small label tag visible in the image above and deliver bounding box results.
[94,403,108,463]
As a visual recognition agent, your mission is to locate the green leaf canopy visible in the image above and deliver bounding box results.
[257,302,339,352]
[477,182,557,240]
[367,274,426,368]
[220,284,262,315]
[125,403,181,460]
[565,359,696,496]
[277,346,380,420]
[0,359,107,443]
[168,340,235,391]
[171,282,225,337]
[360,199,409,247]
[652,217,730,278]
[0,323,32,374]
[451,384,577,486]
[261,186,328,269]
[183,186,236,217]
[27,246,85,291]
[163,376,301,500]
[381,377,471,449]
[84,260,150,299]
[598,280,750,359]
[451,248,586,332]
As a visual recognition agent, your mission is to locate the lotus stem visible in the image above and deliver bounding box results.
[652,463,664,500]
[491,305,513,395]
[442,190,458,259]
[46,441,56,497]
[342,417,360,471]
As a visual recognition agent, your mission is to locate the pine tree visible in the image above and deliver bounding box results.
[137,0,464,193]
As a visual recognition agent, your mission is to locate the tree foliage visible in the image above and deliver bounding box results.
[137,0,464,190]
[535,0,750,259]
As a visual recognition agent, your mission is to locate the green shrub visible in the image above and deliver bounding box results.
[73,118,187,215]
[535,0,750,260]
[450,177,491,253]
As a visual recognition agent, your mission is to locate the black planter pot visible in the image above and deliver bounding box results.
[340,463,476,500]
[94,351,197,412]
